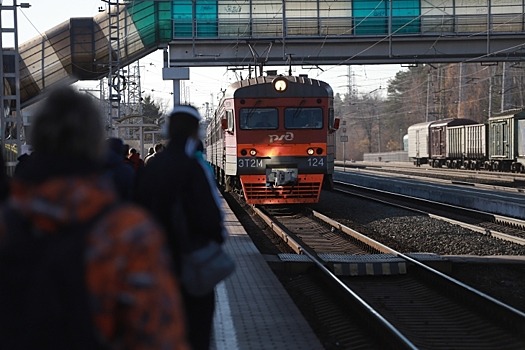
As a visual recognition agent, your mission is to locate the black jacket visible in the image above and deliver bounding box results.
[134,140,224,273]
[105,149,135,200]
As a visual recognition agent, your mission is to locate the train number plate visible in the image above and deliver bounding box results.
[238,158,263,168]
[307,157,324,167]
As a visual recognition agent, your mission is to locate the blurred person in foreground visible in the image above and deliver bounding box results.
[0,87,188,350]
[0,151,8,202]
[135,105,227,350]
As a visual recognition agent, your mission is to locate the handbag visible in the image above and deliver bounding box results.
[172,198,235,297]
[180,241,235,296]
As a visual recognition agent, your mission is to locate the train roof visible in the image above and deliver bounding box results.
[408,118,478,131]
[407,121,434,129]
[430,118,478,127]
[221,75,333,100]
[488,109,525,120]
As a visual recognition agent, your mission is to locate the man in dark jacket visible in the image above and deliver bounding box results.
[135,104,226,350]
[144,142,164,166]
[105,137,135,200]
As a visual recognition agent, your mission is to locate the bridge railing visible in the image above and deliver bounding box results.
[172,14,525,39]
[170,1,525,39]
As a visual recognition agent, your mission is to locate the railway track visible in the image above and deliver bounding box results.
[336,161,525,191]
[252,206,525,349]
[333,180,525,246]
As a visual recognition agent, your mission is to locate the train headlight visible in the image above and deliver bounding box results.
[241,149,248,156]
[307,148,314,155]
[273,78,288,93]
[250,149,257,156]
[316,148,323,155]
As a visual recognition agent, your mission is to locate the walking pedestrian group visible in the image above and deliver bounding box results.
[0,87,225,349]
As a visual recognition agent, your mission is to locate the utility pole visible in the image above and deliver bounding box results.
[488,66,493,118]
[457,62,463,118]
[425,71,431,122]
[121,61,147,156]
[501,62,506,113]
[437,64,444,119]
[125,61,144,118]
[103,0,123,136]
[0,0,30,175]
[346,66,353,97]
[377,115,381,152]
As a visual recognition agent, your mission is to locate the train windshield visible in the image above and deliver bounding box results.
[239,108,278,129]
[285,108,323,129]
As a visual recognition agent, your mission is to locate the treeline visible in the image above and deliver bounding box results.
[334,62,525,161]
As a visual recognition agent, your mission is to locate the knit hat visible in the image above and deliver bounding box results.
[162,105,202,138]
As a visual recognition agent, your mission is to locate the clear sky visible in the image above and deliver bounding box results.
[16,0,405,112]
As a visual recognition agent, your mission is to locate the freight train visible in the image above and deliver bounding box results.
[407,109,525,172]
[205,73,339,205]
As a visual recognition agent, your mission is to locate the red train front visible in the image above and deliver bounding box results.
[206,73,339,205]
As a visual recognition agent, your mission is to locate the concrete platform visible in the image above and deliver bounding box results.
[212,196,322,350]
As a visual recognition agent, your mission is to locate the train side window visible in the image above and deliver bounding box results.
[329,109,339,132]
[226,110,234,132]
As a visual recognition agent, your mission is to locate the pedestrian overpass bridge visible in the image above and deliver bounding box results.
[9,0,525,107]
[168,0,525,67]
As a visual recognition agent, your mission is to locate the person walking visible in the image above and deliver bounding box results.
[135,104,227,350]
[0,87,189,350]
[144,142,164,166]
[105,137,135,200]
[127,148,144,173]
[143,147,155,163]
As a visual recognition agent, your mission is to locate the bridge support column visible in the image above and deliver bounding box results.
[162,47,189,108]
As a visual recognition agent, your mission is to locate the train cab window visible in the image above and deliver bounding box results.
[285,108,323,129]
[239,108,278,130]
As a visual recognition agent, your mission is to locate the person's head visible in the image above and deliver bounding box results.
[147,147,154,155]
[31,86,105,162]
[154,143,164,153]
[106,137,125,156]
[165,105,202,141]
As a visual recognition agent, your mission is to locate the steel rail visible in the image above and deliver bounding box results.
[253,206,419,350]
[334,180,525,246]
